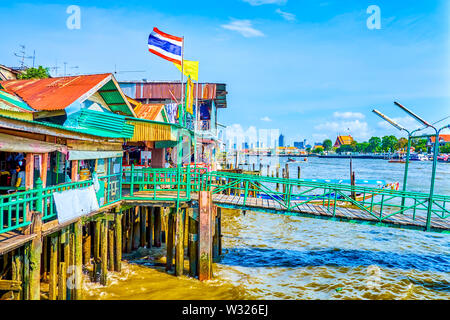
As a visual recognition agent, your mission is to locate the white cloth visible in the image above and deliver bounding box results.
[53,185,100,224]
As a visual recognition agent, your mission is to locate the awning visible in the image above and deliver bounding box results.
[68,150,123,161]
[126,120,175,142]
[0,133,67,154]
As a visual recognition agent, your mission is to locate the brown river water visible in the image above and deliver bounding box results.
[83,158,450,300]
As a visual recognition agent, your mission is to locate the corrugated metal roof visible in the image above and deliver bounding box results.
[0,89,34,112]
[69,109,134,138]
[0,113,127,139]
[118,82,227,108]
[429,134,450,143]
[0,74,112,111]
[134,103,164,121]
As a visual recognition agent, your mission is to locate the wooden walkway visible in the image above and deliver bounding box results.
[188,193,449,232]
[0,231,35,255]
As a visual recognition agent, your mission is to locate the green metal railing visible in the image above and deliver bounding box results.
[200,171,449,231]
[0,179,93,234]
[124,165,206,202]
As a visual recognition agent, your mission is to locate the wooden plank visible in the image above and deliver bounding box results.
[0,280,22,291]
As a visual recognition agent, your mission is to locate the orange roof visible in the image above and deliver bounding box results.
[134,103,164,121]
[334,135,354,147]
[429,134,450,143]
[0,74,112,111]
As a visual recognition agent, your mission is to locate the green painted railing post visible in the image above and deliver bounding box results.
[130,164,134,197]
[35,178,43,214]
[243,180,249,205]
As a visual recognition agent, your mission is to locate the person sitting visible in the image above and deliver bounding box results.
[8,165,25,193]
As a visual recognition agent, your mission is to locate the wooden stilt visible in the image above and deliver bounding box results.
[83,225,91,266]
[57,262,66,300]
[23,244,30,300]
[133,207,140,250]
[140,207,147,248]
[175,208,185,277]
[154,207,162,247]
[147,207,154,248]
[127,209,134,253]
[29,211,42,300]
[114,211,122,272]
[74,220,83,300]
[42,236,48,282]
[93,221,100,282]
[48,235,58,300]
[217,207,222,256]
[100,219,108,285]
[12,249,23,300]
[68,229,75,300]
[212,206,219,261]
[108,227,114,272]
[188,208,199,278]
[165,209,175,272]
[198,191,213,281]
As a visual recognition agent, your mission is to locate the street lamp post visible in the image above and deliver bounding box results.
[372,109,421,207]
[394,101,449,231]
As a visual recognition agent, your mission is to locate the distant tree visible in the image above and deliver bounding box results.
[306,147,312,153]
[381,135,398,152]
[17,66,50,80]
[356,142,370,153]
[323,139,333,151]
[395,137,408,151]
[412,138,428,153]
[312,147,324,154]
[368,136,382,153]
[336,144,355,153]
[441,143,450,153]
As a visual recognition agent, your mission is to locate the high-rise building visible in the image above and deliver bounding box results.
[278,134,285,147]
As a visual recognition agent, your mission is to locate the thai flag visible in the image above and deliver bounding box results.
[148,27,183,65]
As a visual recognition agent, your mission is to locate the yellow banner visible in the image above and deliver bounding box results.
[174,60,199,82]
[186,76,194,115]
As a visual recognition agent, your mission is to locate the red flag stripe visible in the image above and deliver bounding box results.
[148,48,182,65]
[153,27,183,43]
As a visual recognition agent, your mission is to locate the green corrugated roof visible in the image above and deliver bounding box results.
[0,113,128,139]
[0,90,34,111]
[98,80,133,116]
[76,109,134,138]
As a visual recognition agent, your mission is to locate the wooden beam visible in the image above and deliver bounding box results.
[0,280,22,291]
[198,191,213,281]
[40,153,49,188]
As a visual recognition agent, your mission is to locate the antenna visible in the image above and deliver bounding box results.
[14,45,35,70]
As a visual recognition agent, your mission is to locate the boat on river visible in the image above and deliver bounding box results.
[409,153,428,161]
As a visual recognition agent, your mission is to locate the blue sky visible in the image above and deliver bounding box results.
[0,0,449,144]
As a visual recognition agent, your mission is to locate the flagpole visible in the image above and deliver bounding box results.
[194,79,199,165]
[178,36,185,167]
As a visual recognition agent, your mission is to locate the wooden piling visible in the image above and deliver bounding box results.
[154,207,162,247]
[83,225,91,266]
[198,191,213,281]
[57,262,66,300]
[100,219,108,285]
[74,220,83,300]
[133,207,140,250]
[166,209,175,272]
[212,206,219,261]
[114,212,122,272]
[147,207,153,248]
[175,208,185,277]
[188,208,199,278]
[23,244,30,300]
[108,227,114,272]
[93,221,101,281]
[12,248,23,300]
[140,207,147,248]
[29,211,42,300]
[276,168,279,191]
[48,235,58,300]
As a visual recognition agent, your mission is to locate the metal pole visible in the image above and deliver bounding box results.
[426,127,439,231]
[400,130,412,208]
[180,37,185,128]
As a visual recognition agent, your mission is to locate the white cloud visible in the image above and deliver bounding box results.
[221,19,264,38]
[275,9,296,22]
[333,111,365,119]
[260,116,272,122]
[314,119,371,141]
[243,0,287,6]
